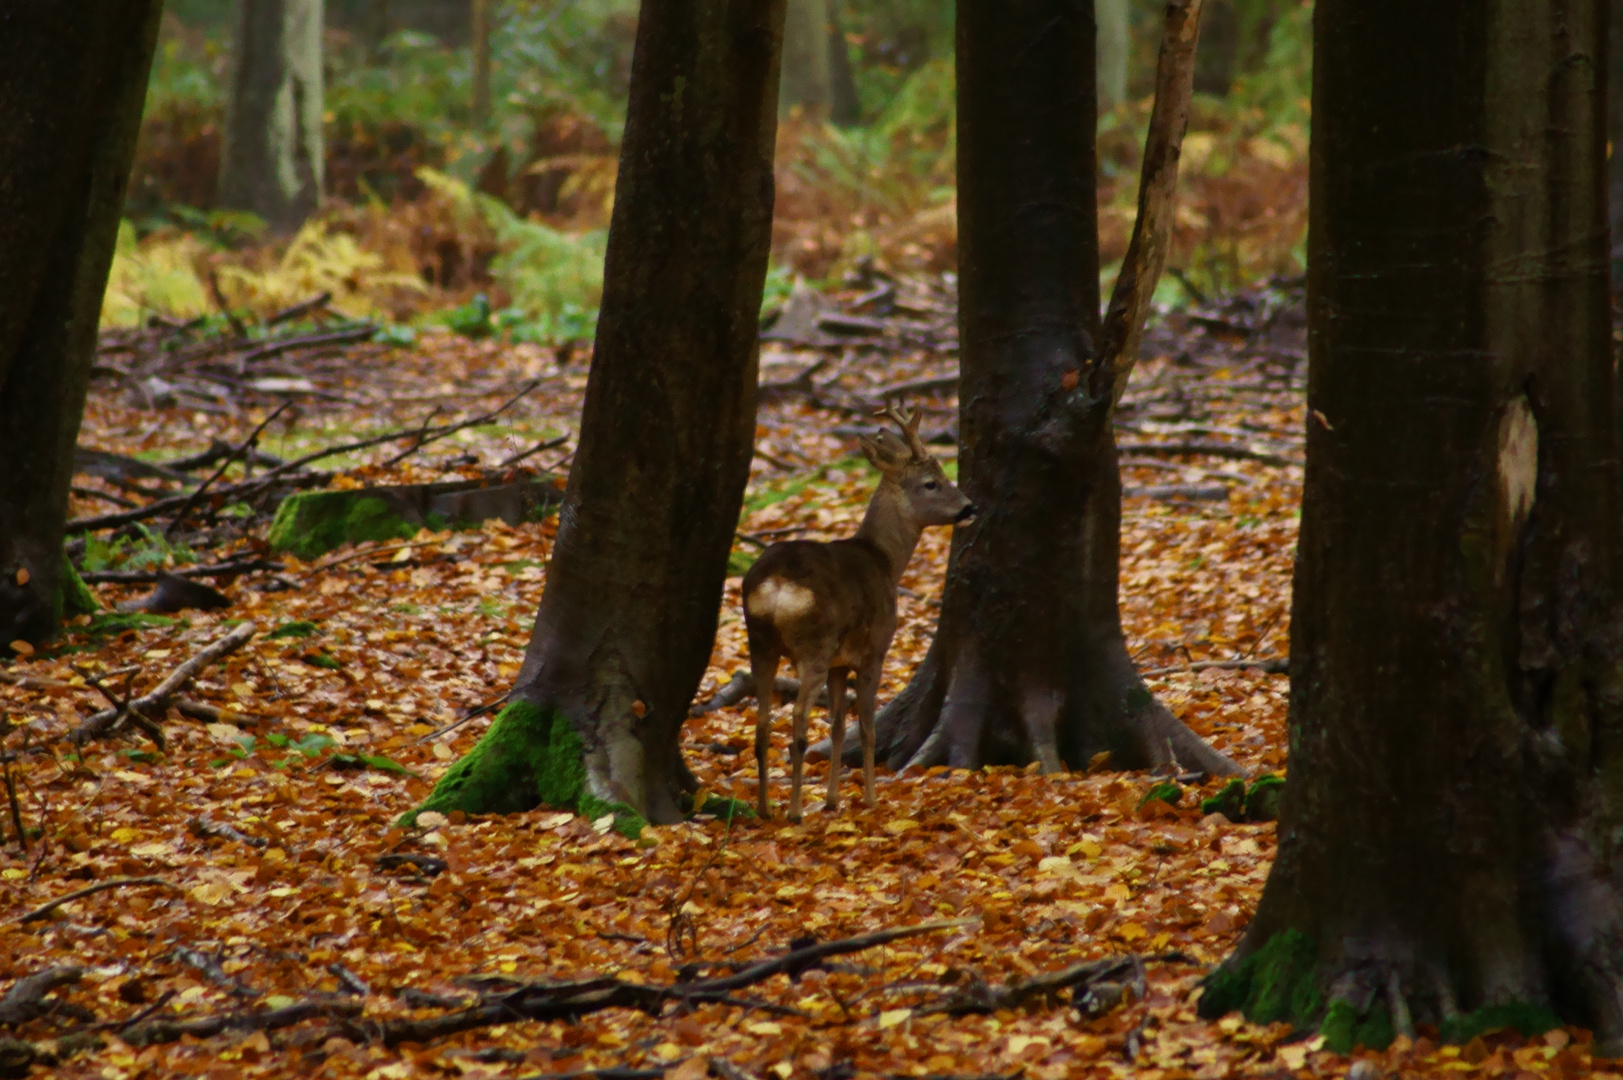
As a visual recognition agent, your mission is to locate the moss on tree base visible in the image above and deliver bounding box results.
[400,701,646,838]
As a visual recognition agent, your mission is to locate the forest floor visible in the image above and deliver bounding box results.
[0,281,1604,1080]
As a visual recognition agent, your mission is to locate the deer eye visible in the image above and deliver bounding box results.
[923,481,939,491]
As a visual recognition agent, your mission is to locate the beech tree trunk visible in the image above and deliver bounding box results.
[0,3,163,647]
[780,0,857,125]
[1201,0,1623,1053]
[1097,0,1130,110]
[219,0,326,234]
[866,0,1238,779]
[406,0,785,829]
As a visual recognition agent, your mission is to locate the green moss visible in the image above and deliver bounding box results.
[1322,999,1394,1053]
[267,492,419,559]
[58,555,99,619]
[1201,779,1247,820]
[1245,774,1286,822]
[86,612,182,637]
[401,702,645,838]
[1440,1002,1561,1044]
[268,620,319,639]
[1199,929,1320,1026]
[692,794,755,821]
[727,549,758,577]
[1138,781,1183,808]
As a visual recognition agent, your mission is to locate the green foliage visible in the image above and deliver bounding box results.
[1440,1003,1562,1045]
[1322,998,1394,1054]
[85,612,184,638]
[267,620,320,640]
[58,556,99,619]
[1201,779,1247,820]
[266,492,420,559]
[303,652,343,671]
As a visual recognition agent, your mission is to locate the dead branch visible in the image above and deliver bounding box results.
[1140,656,1287,678]
[1117,440,1299,467]
[1097,0,1203,404]
[237,325,376,365]
[120,998,363,1047]
[0,966,84,1025]
[921,955,1143,1017]
[14,878,181,925]
[265,291,333,327]
[688,671,852,717]
[70,622,258,745]
[498,432,570,468]
[165,400,294,536]
[78,557,284,585]
[1121,483,1228,501]
[188,816,268,848]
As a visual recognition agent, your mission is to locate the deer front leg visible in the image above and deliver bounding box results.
[824,668,850,813]
[854,664,882,809]
[788,662,825,823]
[752,654,779,820]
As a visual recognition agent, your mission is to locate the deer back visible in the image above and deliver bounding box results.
[742,538,898,669]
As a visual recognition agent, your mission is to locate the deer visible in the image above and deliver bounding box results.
[742,404,975,822]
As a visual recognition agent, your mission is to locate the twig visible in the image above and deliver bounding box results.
[121,998,363,1046]
[70,622,258,745]
[921,955,1140,1016]
[237,325,376,365]
[499,433,569,468]
[1140,656,1287,678]
[413,693,511,743]
[165,401,294,536]
[265,291,333,327]
[206,267,249,341]
[381,406,443,468]
[14,877,181,924]
[78,557,284,585]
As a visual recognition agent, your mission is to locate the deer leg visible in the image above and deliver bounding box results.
[824,668,850,813]
[752,653,779,820]
[855,665,882,809]
[788,662,825,823]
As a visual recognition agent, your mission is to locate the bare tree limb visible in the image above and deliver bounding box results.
[70,622,258,745]
[14,878,181,925]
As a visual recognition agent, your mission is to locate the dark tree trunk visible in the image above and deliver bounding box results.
[219,0,326,235]
[866,0,1237,779]
[1193,0,1238,96]
[1610,0,1623,265]
[0,3,163,647]
[827,2,862,127]
[1201,0,1623,1053]
[406,0,785,829]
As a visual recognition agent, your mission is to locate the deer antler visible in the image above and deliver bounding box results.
[877,402,928,460]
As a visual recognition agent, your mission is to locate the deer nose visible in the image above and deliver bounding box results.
[956,503,978,523]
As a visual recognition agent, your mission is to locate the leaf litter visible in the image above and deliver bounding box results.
[2,284,1612,1080]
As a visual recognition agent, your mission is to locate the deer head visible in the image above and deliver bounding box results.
[858,403,975,529]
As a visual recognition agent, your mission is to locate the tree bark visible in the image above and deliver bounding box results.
[1201,0,1623,1053]
[471,0,492,128]
[1097,0,1130,110]
[219,0,326,235]
[863,0,1238,780]
[0,3,163,647]
[406,0,785,829]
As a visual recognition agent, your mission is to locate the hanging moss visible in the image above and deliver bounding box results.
[1199,929,1321,1026]
[1201,778,1247,819]
[57,555,99,619]
[399,701,645,837]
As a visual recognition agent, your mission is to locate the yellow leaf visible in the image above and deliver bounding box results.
[129,842,170,858]
[1105,883,1132,902]
[744,1021,782,1036]
[1117,922,1147,941]
[878,1009,912,1030]
[111,827,140,843]
[1277,1045,1307,1070]
[189,881,232,906]
[8,640,33,656]
[231,682,254,699]
[882,818,920,836]
[415,811,449,829]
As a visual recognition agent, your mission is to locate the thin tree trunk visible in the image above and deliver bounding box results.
[0,3,163,646]
[1202,0,1623,1053]
[865,0,1238,780]
[780,0,833,119]
[471,0,492,128]
[219,0,326,235]
[1097,0,1130,110]
[1193,0,1238,95]
[827,2,862,127]
[405,0,785,829]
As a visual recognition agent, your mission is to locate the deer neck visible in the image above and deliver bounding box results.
[856,480,922,585]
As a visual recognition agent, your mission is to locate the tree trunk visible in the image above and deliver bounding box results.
[1097,0,1130,110]
[0,3,163,647]
[1193,0,1238,95]
[865,0,1238,780]
[405,0,785,830]
[219,0,326,235]
[780,0,833,118]
[826,2,862,127]
[471,0,492,128]
[1610,0,1623,266]
[1201,0,1623,1053]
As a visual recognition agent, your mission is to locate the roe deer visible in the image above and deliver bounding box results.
[742,404,975,821]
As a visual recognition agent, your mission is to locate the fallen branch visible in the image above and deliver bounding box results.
[14,878,181,925]
[70,622,258,745]
[121,998,363,1047]
[237,325,376,365]
[0,966,84,1024]
[165,400,294,536]
[1117,440,1299,467]
[78,557,284,585]
[265,291,333,327]
[688,671,851,717]
[1140,656,1287,678]
[921,955,1143,1017]
[1121,483,1228,501]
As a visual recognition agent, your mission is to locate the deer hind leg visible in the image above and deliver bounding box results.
[823,667,850,813]
[788,660,826,823]
[751,650,780,820]
[854,664,882,809]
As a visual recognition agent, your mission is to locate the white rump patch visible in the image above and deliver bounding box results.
[1497,395,1538,533]
[746,578,817,621]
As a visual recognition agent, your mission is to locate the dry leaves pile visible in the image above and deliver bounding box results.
[1,299,1613,1080]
